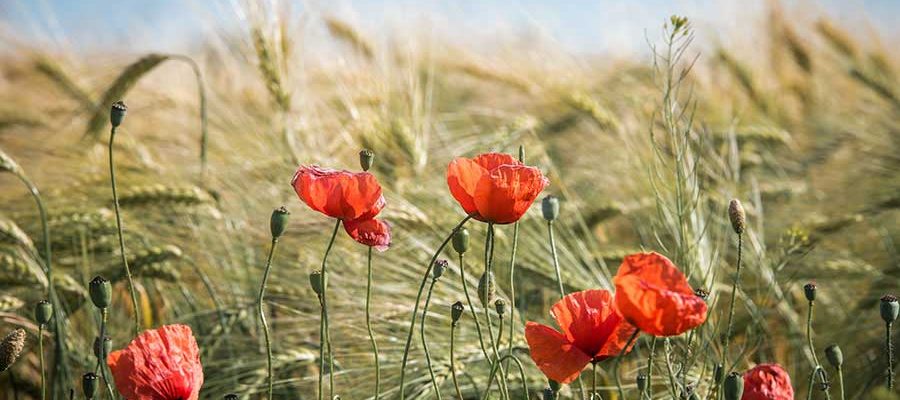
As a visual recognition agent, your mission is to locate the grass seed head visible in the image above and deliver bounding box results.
[0,328,26,372]
[728,199,746,234]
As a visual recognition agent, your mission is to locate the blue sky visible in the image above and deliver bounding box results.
[2,0,898,55]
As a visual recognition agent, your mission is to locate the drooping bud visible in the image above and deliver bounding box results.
[224,395,239,400]
[452,228,470,255]
[82,372,99,399]
[477,271,495,307]
[728,199,746,234]
[451,301,464,325]
[723,372,744,400]
[495,298,507,316]
[881,294,899,324]
[542,387,555,400]
[309,270,324,297]
[270,206,290,239]
[825,344,843,368]
[433,260,447,280]
[93,336,112,359]
[359,149,375,171]
[34,300,53,325]
[804,282,817,302]
[89,276,112,309]
[542,196,560,221]
[636,372,648,392]
[0,328,26,372]
[110,101,127,128]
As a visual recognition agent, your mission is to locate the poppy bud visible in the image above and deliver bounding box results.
[542,196,559,221]
[636,372,648,392]
[803,282,817,302]
[694,288,709,301]
[451,301,464,325]
[825,344,843,368]
[82,372,98,399]
[0,328,26,372]
[359,149,375,171]
[433,259,447,280]
[728,199,745,234]
[452,228,469,254]
[93,336,112,359]
[723,372,744,400]
[309,270,324,296]
[110,101,127,128]
[89,276,112,309]
[713,363,725,383]
[477,271,495,307]
[548,380,561,393]
[495,298,506,316]
[224,395,239,400]
[518,145,525,162]
[881,295,899,324]
[542,387,555,400]
[270,206,290,239]
[34,300,53,325]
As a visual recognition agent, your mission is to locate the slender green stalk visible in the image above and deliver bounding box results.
[399,215,472,399]
[547,221,565,297]
[421,278,443,399]
[722,233,743,367]
[592,362,598,399]
[450,320,464,400]
[365,247,381,399]
[257,237,280,400]
[481,354,530,400]
[317,304,326,400]
[835,366,844,400]
[96,310,115,400]
[317,220,341,400]
[664,338,680,399]
[806,300,831,400]
[483,224,510,399]
[459,253,490,359]
[38,325,45,400]
[887,322,894,390]
[807,366,821,400]
[505,219,520,374]
[614,330,640,399]
[109,126,141,335]
[647,337,657,398]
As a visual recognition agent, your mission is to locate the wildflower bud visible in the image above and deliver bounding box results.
[542,196,559,221]
[34,300,53,325]
[89,276,112,309]
[270,206,290,239]
[0,328,26,372]
[452,228,469,254]
[723,372,744,400]
[359,149,375,171]
[803,282,817,302]
[881,294,899,324]
[542,387,555,400]
[451,301,464,325]
[636,372,648,392]
[495,298,507,316]
[728,199,746,234]
[477,271,495,307]
[224,395,239,400]
[82,372,98,399]
[93,336,112,359]
[694,288,709,301]
[713,363,725,383]
[433,259,447,280]
[110,101,127,128]
[825,344,843,368]
[309,270,324,297]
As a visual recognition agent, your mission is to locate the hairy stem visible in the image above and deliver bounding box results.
[365,247,381,399]
[97,310,115,400]
[647,337,657,398]
[450,321,464,400]
[421,279,443,399]
[258,238,280,400]
[481,354,530,400]
[723,233,742,368]
[614,330,640,399]
[483,224,510,399]
[547,221,565,297]
[39,325,45,400]
[459,253,490,360]
[109,127,141,335]
[505,219,520,375]
[888,322,894,390]
[318,220,341,400]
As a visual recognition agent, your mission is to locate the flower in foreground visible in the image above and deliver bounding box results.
[447,152,548,224]
[741,363,794,400]
[108,324,203,400]
[525,289,637,383]
[613,252,707,337]
[343,217,392,251]
[291,165,385,222]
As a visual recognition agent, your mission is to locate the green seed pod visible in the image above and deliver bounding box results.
[433,260,447,280]
[881,295,899,324]
[93,336,112,359]
[451,301,464,325]
[89,276,112,309]
[728,199,746,234]
[548,380,561,393]
[452,228,469,255]
[309,270,325,296]
[82,372,98,399]
[34,300,53,325]
[714,363,725,383]
[270,206,290,239]
[359,149,375,171]
[224,395,239,400]
[477,271,495,307]
[804,282,817,302]
[110,101,127,128]
[636,372,648,392]
[542,196,560,221]
[825,344,843,368]
[723,372,744,400]
[0,328,26,372]
[542,387,555,400]
[495,298,507,316]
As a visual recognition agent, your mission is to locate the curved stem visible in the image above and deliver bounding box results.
[365,247,381,399]
[459,253,490,360]
[39,325,45,400]
[483,224,509,400]
[723,233,743,368]
[258,238,279,400]
[807,366,820,400]
[97,310,115,400]
[168,55,209,184]
[614,330,640,399]
[421,279,443,399]
[480,354,530,400]
[547,221,564,297]
[399,215,472,399]
[450,321,464,400]
[505,219,520,375]
[319,220,341,400]
[806,301,832,399]
[109,127,141,335]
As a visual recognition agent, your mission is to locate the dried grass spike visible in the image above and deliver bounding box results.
[0,295,24,312]
[0,328,26,372]
[324,17,374,59]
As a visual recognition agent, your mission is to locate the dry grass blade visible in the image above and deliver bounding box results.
[33,56,96,111]
[325,17,374,59]
[0,217,35,252]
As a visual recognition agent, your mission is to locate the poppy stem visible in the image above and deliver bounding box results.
[96,309,115,400]
[480,354,530,400]
[722,233,742,368]
[399,215,472,399]
[365,246,381,399]
[547,220,565,298]
[109,126,141,336]
[38,324,45,400]
[505,218,520,377]
[663,338,680,399]
[886,322,894,390]
[317,220,341,400]
[806,300,831,399]
[807,366,823,400]
[614,330,641,399]
[646,337,657,398]
[483,224,510,399]
[421,277,444,399]
[592,362,597,399]
[835,366,844,400]
[450,318,464,400]
[257,237,280,400]
[459,253,491,361]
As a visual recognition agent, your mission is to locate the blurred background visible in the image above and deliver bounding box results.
[1,0,898,399]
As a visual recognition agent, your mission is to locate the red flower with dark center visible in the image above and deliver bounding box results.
[613,252,707,337]
[291,165,385,221]
[107,324,203,400]
[447,152,548,224]
[742,363,794,400]
[343,218,392,251]
[524,289,637,384]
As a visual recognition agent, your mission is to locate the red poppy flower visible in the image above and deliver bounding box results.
[343,218,392,251]
[742,363,794,400]
[524,289,637,384]
[107,324,203,400]
[446,152,549,224]
[292,165,385,221]
[613,252,707,337]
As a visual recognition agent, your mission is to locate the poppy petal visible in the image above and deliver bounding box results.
[472,152,520,170]
[343,218,392,251]
[743,363,794,400]
[525,322,592,384]
[291,166,385,221]
[447,157,485,216]
[550,289,637,360]
[107,324,203,400]
[473,164,549,224]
